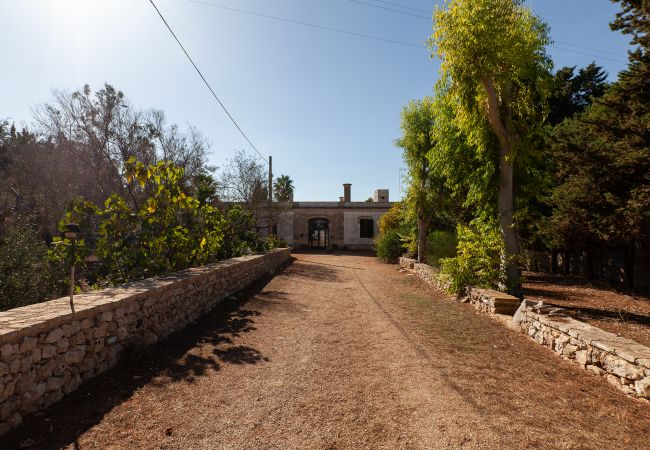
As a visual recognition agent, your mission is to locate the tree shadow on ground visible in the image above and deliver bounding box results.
[3,259,294,450]
[284,259,342,283]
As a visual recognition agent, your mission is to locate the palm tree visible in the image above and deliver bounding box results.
[273,175,294,202]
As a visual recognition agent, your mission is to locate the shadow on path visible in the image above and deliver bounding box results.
[3,259,294,450]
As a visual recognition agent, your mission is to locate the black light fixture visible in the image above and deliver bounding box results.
[64,223,82,314]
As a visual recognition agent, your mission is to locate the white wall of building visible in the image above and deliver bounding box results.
[343,211,384,248]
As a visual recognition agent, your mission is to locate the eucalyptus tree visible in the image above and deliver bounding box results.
[429,0,552,296]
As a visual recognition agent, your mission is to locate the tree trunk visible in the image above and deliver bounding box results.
[563,249,570,275]
[481,77,521,297]
[551,249,558,274]
[417,213,427,264]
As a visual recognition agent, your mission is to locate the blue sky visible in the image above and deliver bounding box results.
[0,0,633,201]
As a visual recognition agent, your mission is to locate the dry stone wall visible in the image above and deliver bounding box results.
[514,301,650,400]
[0,249,290,434]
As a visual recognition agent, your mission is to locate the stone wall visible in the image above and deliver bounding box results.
[398,257,450,293]
[514,301,650,399]
[0,249,291,434]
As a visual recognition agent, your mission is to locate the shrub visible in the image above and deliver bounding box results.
[0,218,66,311]
[439,223,504,294]
[427,230,458,268]
[375,229,405,263]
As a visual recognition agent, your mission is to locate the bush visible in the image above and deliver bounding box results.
[439,223,504,294]
[375,229,405,263]
[427,230,458,268]
[0,219,66,311]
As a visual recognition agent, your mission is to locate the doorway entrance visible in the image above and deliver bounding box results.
[308,218,329,249]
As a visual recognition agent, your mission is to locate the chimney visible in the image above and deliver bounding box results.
[343,183,351,203]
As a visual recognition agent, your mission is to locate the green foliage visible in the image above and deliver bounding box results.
[377,202,405,235]
[426,230,458,269]
[51,159,233,285]
[0,219,66,311]
[439,223,505,294]
[375,229,405,263]
[273,175,294,202]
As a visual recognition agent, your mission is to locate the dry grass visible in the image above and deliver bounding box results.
[4,255,650,449]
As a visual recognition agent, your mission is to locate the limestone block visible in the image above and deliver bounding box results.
[19,336,37,353]
[105,336,118,345]
[65,348,85,365]
[101,311,113,322]
[575,350,590,365]
[45,327,64,344]
[79,356,96,372]
[562,344,578,358]
[20,355,32,373]
[80,318,94,330]
[63,375,81,395]
[56,337,70,353]
[41,345,56,359]
[30,381,46,399]
[2,380,15,401]
[32,347,41,364]
[9,358,20,374]
[94,323,109,338]
[634,377,650,398]
[0,362,8,376]
[46,377,64,392]
[0,343,14,360]
[601,354,644,380]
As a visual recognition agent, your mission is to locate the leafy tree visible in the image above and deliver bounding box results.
[429,0,552,296]
[273,175,295,202]
[396,97,454,263]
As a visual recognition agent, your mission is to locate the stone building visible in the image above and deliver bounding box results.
[277,184,393,250]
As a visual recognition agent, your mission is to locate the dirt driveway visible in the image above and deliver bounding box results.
[5,253,650,449]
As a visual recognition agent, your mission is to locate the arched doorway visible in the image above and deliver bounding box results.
[308,218,329,249]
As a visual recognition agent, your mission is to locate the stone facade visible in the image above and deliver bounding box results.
[278,184,393,250]
[514,301,650,399]
[0,249,291,435]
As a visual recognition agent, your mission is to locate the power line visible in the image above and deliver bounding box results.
[186,0,425,49]
[147,0,268,165]
[364,0,431,14]
[554,40,628,58]
[347,0,430,19]
[550,45,628,65]
[347,0,629,62]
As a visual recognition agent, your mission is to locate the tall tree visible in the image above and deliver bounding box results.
[396,97,449,263]
[429,0,552,296]
[546,0,649,286]
[273,175,294,202]
[548,63,609,126]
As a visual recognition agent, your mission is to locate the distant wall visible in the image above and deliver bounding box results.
[0,249,291,435]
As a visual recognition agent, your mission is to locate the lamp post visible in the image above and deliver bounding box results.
[64,223,81,314]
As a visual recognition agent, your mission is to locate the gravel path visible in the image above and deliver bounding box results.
[5,253,650,449]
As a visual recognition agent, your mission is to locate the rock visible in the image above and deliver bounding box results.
[0,343,14,360]
[41,345,56,359]
[101,311,114,322]
[635,377,650,398]
[601,354,644,380]
[20,355,32,372]
[8,412,22,428]
[9,358,20,374]
[32,347,41,363]
[19,336,37,353]
[575,350,590,365]
[0,362,9,376]
[46,377,64,392]
[65,348,85,365]
[30,382,46,399]
[562,344,578,358]
[105,336,118,345]
[80,318,94,330]
[45,327,64,344]
[56,337,70,353]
